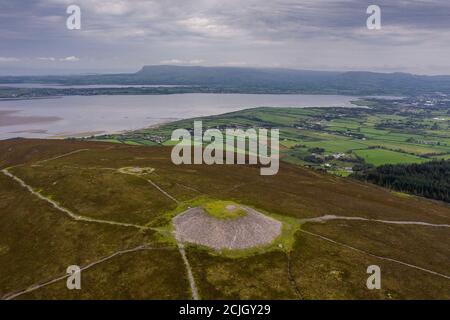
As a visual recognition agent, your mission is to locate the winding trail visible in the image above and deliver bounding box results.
[286,252,302,299]
[142,173,198,299]
[176,182,202,194]
[146,178,179,204]
[299,215,450,228]
[35,149,90,165]
[1,244,172,300]
[146,177,198,299]
[1,169,152,231]
[175,236,199,300]
[299,229,450,280]
[2,165,199,300]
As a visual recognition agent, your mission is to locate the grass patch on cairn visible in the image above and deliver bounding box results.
[201,200,247,220]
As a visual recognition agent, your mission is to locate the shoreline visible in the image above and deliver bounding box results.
[0,94,369,140]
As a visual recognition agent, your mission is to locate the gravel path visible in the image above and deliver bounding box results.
[34,148,89,165]
[299,215,450,228]
[2,164,198,300]
[1,244,172,300]
[146,178,179,204]
[300,229,450,280]
[2,168,150,231]
[174,235,199,300]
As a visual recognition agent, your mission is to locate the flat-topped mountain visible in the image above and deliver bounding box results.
[2,65,450,95]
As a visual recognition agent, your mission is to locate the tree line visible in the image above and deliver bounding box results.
[352,160,450,203]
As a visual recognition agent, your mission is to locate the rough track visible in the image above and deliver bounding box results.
[2,165,200,301]
[35,148,90,165]
[174,235,199,300]
[2,244,173,300]
[2,169,150,231]
[299,215,450,228]
[300,229,450,280]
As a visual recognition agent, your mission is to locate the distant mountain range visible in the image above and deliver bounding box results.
[2,65,450,95]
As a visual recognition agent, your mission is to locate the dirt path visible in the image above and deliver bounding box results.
[143,177,197,299]
[1,244,172,300]
[2,164,198,300]
[299,229,450,280]
[174,234,199,300]
[2,168,152,231]
[35,149,90,165]
[299,215,450,228]
[57,165,116,171]
[176,182,202,194]
[286,252,302,299]
[146,178,179,204]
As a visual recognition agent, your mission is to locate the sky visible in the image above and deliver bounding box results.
[1,0,450,75]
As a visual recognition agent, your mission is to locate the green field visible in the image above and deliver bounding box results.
[353,149,427,166]
[91,98,450,175]
[303,139,368,153]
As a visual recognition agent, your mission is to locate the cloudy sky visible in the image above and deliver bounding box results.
[1,0,450,75]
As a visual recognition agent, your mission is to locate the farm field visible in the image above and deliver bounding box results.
[0,139,449,299]
[353,149,426,166]
[93,98,450,178]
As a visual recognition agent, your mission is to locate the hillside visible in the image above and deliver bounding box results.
[353,160,450,202]
[0,139,449,299]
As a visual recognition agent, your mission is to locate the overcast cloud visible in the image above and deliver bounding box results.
[1,0,449,75]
